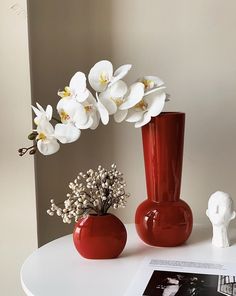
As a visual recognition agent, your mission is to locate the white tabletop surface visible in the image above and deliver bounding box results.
[21,224,236,296]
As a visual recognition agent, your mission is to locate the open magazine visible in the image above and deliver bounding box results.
[124,258,236,296]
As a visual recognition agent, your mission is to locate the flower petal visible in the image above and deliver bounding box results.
[139,75,164,88]
[45,105,53,120]
[99,97,117,115]
[110,64,132,86]
[88,60,113,92]
[144,85,166,96]
[125,109,143,122]
[69,71,86,92]
[96,100,109,125]
[37,139,60,155]
[37,118,54,136]
[109,80,128,98]
[76,90,90,102]
[90,113,100,130]
[74,104,88,125]
[86,92,97,105]
[54,123,81,143]
[119,82,145,110]
[134,112,151,128]
[36,102,44,112]
[69,72,89,102]
[76,116,94,129]
[56,98,77,114]
[114,109,128,123]
[146,92,166,117]
[32,105,41,117]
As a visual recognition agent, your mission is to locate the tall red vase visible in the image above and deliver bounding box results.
[135,112,193,247]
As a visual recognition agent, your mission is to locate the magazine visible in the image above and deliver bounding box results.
[124,258,236,296]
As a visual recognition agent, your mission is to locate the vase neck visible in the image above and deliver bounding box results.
[142,112,185,202]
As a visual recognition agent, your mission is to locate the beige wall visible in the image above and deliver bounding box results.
[0,0,37,294]
[28,0,236,246]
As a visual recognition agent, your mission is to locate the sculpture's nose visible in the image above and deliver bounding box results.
[216,205,219,214]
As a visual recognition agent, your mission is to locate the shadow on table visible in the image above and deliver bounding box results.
[188,225,236,247]
[121,244,151,258]
[186,226,211,245]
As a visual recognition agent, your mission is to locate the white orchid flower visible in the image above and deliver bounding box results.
[98,80,128,123]
[98,81,145,123]
[36,119,60,155]
[75,93,100,130]
[58,72,89,102]
[32,102,53,125]
[57,98,88,127]
[119,82,145,110]
[125,90,166,128]
[57,92,100,130]
[88,60,132,92]
[138,76,166,95]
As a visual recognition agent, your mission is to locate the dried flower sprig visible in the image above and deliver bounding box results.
[47,164,130,223]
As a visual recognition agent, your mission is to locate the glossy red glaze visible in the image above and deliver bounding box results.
[73,214,127,259]
[135,112,193,247]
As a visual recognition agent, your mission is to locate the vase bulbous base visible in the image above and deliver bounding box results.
[135,199,193,247]
[73,214,127,259]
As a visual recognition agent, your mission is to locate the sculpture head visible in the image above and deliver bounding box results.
[206,191,236,226]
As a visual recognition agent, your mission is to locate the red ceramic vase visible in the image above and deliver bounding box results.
[135,112,193,247]
[73,214,127,259]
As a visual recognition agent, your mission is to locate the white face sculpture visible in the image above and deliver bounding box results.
[206,191,236,226]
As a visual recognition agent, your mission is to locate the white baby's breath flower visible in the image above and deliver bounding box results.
[47,164,130,223]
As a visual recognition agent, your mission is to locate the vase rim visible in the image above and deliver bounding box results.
[87,213,113,218]
[160,112,185,116]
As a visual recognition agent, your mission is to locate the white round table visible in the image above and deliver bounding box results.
[21,224,236,296]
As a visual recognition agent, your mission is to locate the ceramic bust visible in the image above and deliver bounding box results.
[206,191,236,248]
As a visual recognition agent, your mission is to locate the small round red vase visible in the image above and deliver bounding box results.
[73,214,127,259]
[135,112,193,247]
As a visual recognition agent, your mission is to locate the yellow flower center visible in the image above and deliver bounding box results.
[37,132,47,141]
[84,105,93,112]
[142,79,154,90]
[58,86,72,98]
[59,110,70,123]
[134,99,148,111]
[99,72,109,85]
[113,98,124,107]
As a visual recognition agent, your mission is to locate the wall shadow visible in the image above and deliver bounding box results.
[28,0,117,246]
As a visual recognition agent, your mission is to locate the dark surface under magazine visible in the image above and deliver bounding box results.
[143,269,235,296]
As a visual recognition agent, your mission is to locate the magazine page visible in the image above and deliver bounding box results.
[124,257,236,296]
